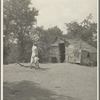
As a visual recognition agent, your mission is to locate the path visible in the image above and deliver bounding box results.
[3,63,97,100]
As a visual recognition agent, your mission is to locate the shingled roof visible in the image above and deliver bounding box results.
[66,38,97,52]
[51,36,70,47]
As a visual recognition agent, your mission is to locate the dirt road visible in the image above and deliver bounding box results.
[3,63,97,100]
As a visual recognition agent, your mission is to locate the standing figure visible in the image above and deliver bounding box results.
[30,43,40,69]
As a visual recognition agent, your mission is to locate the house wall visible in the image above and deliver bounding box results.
[65,45,80,63]
[81,51,97,66]
[81,51,89,65]
[50,46,60,63]
[65,47,68,62]
[89,52,97,66]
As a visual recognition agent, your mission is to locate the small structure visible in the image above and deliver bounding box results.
[49,37,69,63]
[65,38,97,66]
[50,37,97,66]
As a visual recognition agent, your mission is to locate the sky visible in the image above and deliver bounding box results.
[31,0,97,34]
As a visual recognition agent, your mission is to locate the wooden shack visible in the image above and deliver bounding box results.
[66,38,97,66]
[50,37,69,63]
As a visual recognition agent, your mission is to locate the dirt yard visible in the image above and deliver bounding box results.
[3,63,97,100]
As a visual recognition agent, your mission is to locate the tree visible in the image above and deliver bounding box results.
[65,21,83,39]
[3,0,38,63]
[65,14,97,48]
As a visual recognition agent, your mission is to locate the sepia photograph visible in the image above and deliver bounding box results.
[2,0,98,100]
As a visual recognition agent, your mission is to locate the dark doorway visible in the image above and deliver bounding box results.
[59,43,65,63]
[52,57,57,63]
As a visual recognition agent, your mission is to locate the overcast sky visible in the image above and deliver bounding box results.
[31,0,97,34]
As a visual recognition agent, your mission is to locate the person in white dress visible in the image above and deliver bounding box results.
[30,43,39,69]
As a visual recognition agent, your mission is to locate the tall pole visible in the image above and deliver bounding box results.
[79,35,82,64]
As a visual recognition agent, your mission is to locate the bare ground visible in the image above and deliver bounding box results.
[3,63,97,100]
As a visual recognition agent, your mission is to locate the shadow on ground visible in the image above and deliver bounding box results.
[17,63,50,71]
[4,81,81,100]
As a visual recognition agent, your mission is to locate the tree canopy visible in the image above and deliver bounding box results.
[65,14,97,48]
[3,0,39,63]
